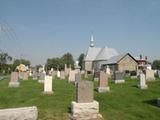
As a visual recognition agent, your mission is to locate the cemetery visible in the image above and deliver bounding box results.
[0,1,160,119]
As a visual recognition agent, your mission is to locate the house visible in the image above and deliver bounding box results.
[101,53,138,73]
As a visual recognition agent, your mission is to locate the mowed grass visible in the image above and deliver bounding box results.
[0,76,160,120]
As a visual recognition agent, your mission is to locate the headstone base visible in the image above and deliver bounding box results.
[146,78,155,82]
[115,80,125,84]
[38,80,44,83]
[0,106,37,120]
[70,101,102,120]
[138,85,148,89]
[97,87,110,93]
[157,98,160,107]
[9,82,20,87]
[42,91,54,95]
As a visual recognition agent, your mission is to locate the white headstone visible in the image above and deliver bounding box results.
[57,70,60,78]
[139,73,148,89]
[43,76,53,94]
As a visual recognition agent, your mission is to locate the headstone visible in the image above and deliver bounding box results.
[18,72,24,79]
[157,98,160,107]
[57,70,60,78]
[0,76,4,81]
[138,72,148,89]
[0,106,38,120]
[23,72,29,80]
[32,71,38,80]
[70,81,102,120]
[38,72,45,83]
[69,70,77,82]
[9,72,20,87]
[106,65,110,75]
[114,71,125,84]
[93,70,100,81]
[97,71,110,92]
[77,81,93,103]
[43,76,53,94]
[145,69,155,81]
[130,71,137,79]
[75,73,81,86]
[157,70,160,78]
[60,71,65,80]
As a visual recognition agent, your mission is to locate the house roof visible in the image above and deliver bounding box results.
[94,46,119,61]
[85,47,102,61]
[104,53,137,65]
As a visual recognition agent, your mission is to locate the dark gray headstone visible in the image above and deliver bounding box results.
[77,81,93,103]
[114,71,125,80]
[32,71,38,80]
[157,70,160,78]
[75,73,81,84]
[39,73,45,80]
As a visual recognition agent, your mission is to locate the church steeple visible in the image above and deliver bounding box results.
[90,35,95,47]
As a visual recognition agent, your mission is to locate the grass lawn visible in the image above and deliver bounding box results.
[0,76,160,120]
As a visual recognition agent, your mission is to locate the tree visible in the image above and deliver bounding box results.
[78,53,85,70]
[45,52,75,71]
[152,60,160,70]
[0,52,12,74]
[12,59,30,71]
[61,53,74,68]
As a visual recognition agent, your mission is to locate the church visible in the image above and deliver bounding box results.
[84,36,138,74]
[84,36,119,74]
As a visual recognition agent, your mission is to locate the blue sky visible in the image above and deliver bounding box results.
[0,0,160,65]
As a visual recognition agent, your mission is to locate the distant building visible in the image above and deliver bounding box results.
[101,53,138,73]
[84,35,118,74]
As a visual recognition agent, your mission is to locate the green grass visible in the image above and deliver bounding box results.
[0,76,160,120]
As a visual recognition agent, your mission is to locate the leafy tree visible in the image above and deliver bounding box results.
[78,53,85,70]
[45,52,74,70]
[12,59,30,71]
[61,53,74,68]
[152,60,160,70]
[0,52,12,74]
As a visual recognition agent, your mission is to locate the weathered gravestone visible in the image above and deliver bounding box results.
[69,70,77,82]
[18,72,24,79]
[43,76,53,94]
[157,70,160,78]
[38,72,45,83]
[9,72,20,87]
[32,71,38,80]
[60,71,65,80]
[75,73,81,86]
[70,81,102,120]
[138,72,148,89]
[157,98,160,107]
[23,72,29,80]
[97,71,110,92]
[114,71,125,84]
[0,106,38,120]
[57,70,60,78]
[145,69,155,81]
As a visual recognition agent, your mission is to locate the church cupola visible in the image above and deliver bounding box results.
[90,35,95,47]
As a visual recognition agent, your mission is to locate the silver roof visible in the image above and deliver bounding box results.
[94,46,119,61]
[85,47,102,61]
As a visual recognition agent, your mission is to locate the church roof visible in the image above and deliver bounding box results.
[85,47,102,61]
[94,46,119,61]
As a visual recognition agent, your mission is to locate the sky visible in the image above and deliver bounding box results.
[0,0,160,66]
